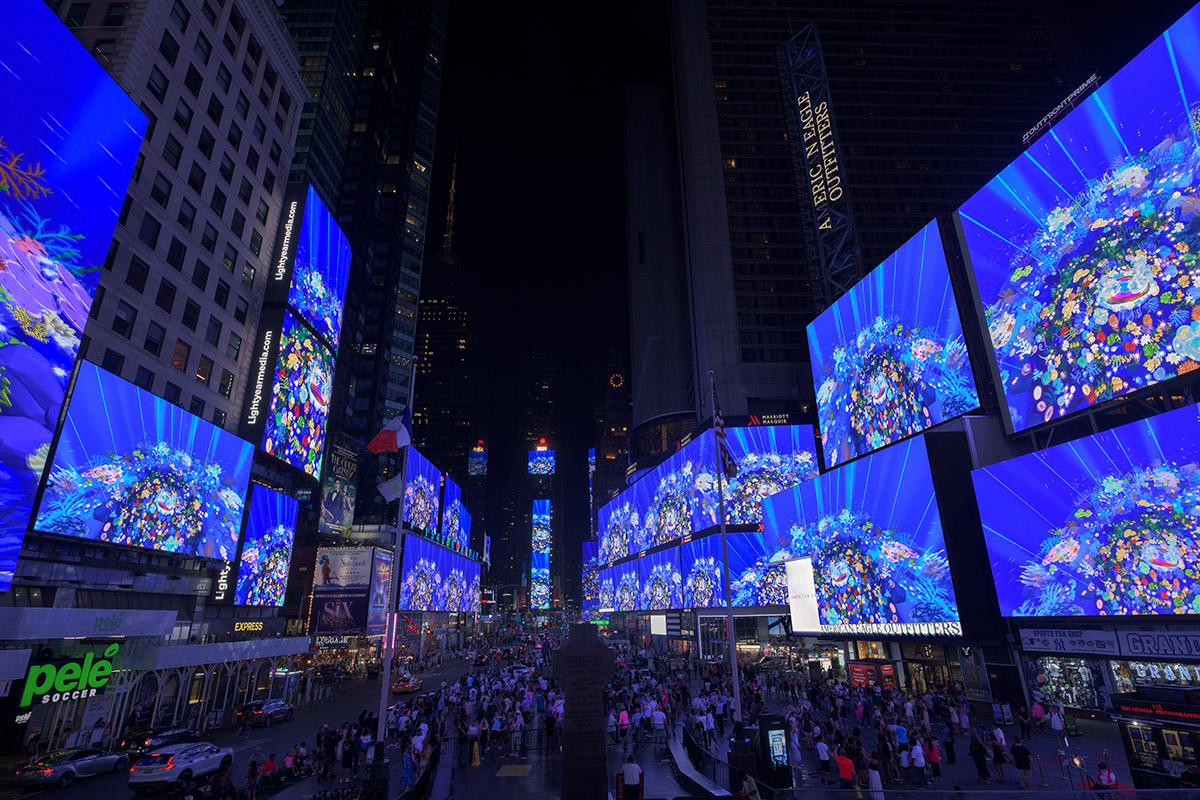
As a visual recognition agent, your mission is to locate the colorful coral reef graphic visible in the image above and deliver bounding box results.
[398,533,480,612]
[639,551,682,610]
[0,1,147,590]
[974,401,1200,617]
[441,477,470,551]
[530,568,551,609]
[582,541,601,620]
[532,499,551,553]
[235,486,298,607]
[682,536,726,608]
[721,427,820,524]
[614,564,640,611]
[398,557,440,611]
[528,450,555,475]
[402,447,441,535]
[959,7,1200,432]
[599,500,635,563]
[598,571,615,610]
[287,186,351,347]
[35,363,253,558]
[262,312,333,479]
[808,221,977,465]
[729,531,791,607]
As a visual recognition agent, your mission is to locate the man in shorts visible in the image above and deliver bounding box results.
[815,735,831,785]
[1010,736,1033,791]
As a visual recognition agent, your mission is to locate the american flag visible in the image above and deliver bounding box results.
[712,383,738,480]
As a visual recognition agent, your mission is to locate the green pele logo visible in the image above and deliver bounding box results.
[20,643,119,707]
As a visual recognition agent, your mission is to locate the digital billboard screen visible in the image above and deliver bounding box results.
[286,185,351,348]
[441,476,470,551]
[0,0,147,590]
[762,436,962,635]
[234,484,298,607]
[681,534,727,609]
[398,534,480,612]
[807,220,978,466]
[528,450,556,475]
[598,566,615,611]
[531,549,551,610]
[722,424,820,525]
[957,3,1200,433]
[973,402,1200,618]
[532,498,551,554]
[366,548,392,636]
[468,447,487,476]
[261,310,334,479]
[613,559,641,612]
[582,542,600,620]
[402,446,441,536]
[727,529,790,608]
[35,362,253,559]
[639,546,682,610]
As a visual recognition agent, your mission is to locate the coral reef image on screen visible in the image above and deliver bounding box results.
[35,362,253,558]
[761,436,959,628]
[287,185,351,348]
[530,551,551,610]
[807,221,978,465]
[0,0,147,591]
[722,425,820,525]
[235,485,299,607]
[582,542,601,620]
[639,547,683,610]
[262,311,333,479]
[532,498,551,554]
[613,559,641,611]
[468,448,487,476]
[398,535,478,612]
[973,402,1200,617]
[681,535,727,608]
[598,566,615,610]
[441,477,470,551]
[727,529,790,607]
[528,450,555,475]
[958,5,1200,433]
[402,447,441,535]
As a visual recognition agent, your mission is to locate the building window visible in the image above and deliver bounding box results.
[173,99,194,132]
[214,279,230,309]
[212,407,227,428]
[248,228,262,256]
[166,236,186,270]
[252,117,266,143]
[227,122,242,151]
[134,366,155,391]
[234,296,248,324]
[182,300,200,331]
[226,331,242,361]
[231,209,245,237]
[262,169,275,193]
[202,1,217,25]
[112,300,137,339]
[126,255,149,292]
[246,147,260,174]
[172,340,191,372]
[240,261,255,288]
[235,92,250,120]
[184,65,203,98]
[177,199,197,232]
[150,172,172,207]
[154,279,177,313]
[159,31,180,67]
[188,161,206,193]
[102,3,127,27]
[144,321,166,356]
[192,260,210,291]
[196,355,214,386]
[222,243,237,272]
[216,63,232,92]
[170,0,190,32]
[90,285,105,318]
[201,223,218,253]
[237,177,252,204]
[164,382,182,405]
[163,134,183,169]
[66,4,90,28]
[198,128,216,160]
[269,140,282,165]
[194,32,212,65]
[101,347,125,375]
[263,62,277,89]
[210,187,227,217]
[189,396,206,417]
[206,94,224,124]
[255,199,269,225]
[219,154,235,183]
[146,66,168,102]
[137,213,161,249]
[205,316,222,346]
[92,39,116,63]
[218,369,234,399]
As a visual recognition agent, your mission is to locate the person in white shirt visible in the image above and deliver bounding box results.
[911,741,927,788]
[621,756,644,799]
[651,709,667,745]
[816,736,831,785]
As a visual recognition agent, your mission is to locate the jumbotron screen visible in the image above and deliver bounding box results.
[397,535,480,613]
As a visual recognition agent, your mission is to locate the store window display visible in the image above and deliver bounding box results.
[1022,654,1110,711]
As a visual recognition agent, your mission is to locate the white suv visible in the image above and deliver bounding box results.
[128,742,233,790]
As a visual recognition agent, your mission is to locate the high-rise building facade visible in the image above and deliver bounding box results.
[629,0,1088,443]
[60,0,307,430]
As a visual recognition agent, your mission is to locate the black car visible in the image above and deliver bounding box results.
[237,699,293,727]
[117,728,200,760]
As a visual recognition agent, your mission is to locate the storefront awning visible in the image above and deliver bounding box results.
[0,608,177,640]
[129,636,312,670]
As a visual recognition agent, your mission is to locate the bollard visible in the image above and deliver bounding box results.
[1059,753,1070,781]
[471,741,480,766]
[1037,756,1049,788]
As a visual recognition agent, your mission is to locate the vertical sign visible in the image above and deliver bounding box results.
[319,434,360,536]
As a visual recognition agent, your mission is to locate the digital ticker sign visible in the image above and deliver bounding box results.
[0,0,147,591]
[958,3,1200,433]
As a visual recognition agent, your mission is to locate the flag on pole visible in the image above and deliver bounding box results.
[712,381,738,480]
[367,404,412,454]
[377,472,406,503]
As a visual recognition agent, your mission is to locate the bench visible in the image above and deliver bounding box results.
[667,736,732,796]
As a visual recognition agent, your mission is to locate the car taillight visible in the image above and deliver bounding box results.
[36,768,54,774]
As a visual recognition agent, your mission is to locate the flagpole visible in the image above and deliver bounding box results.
[377,359,417,744]
[711,370,743,724]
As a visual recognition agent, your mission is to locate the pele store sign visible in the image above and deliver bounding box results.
[21,643,119,706]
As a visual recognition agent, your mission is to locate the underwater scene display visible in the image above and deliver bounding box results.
[286,185,351,348]
[807,220,978,466]
[261,311,334,479]
[531,498,551,609]
[974,401,1200,617]
[613,559,641,612]
[598,566,615,611]
[958,4,1200,433]
[402,446,441,535]
[639,547,683,610]
[582,541,601,620]
[397,534,480,612]
[0,0,147,590]
[235,485,299,607]
[681,534,727,609]
[441,476,470,551]
[528,449,555,475]
[35,362,254,559]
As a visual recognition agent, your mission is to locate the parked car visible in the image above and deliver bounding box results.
[117,728,201,760]
[9,748,129,788]
[237,699,293,727]
[128,743,232,791]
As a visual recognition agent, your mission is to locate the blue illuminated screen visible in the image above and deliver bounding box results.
[235,485,299,607]
[36,362,254,559]
[582,542,601,620]
[639,547,682,610]
[262,310,334,479]
[612,559,641,612]
[762,436,960,630]
[531,498,551,609]
[397,535,481,612]
[681,534,727,609]
[528,450,556,475]
[287,185,351,348]
[598,566,615,611]
[403,447,441,535]
[974,402,1200,617]
[441,476,470,551]
[807,220,978,466]
[0,0,147,591]
[958,4,1200,433]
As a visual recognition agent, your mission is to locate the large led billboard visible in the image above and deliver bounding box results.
[722,424,820,525]
[0,0,147,590]
[235,485,299,607]
[958,3,1200,433]
[531,498,551,610]
[261,310,334,479]
[762,436,961,635]
[639,547,682,610]
[613,559,641,612]
[441,477,470,551]
[727,529,790,607]
[528,450,556,475]
[532,498,551,555]
[598,566,615,611]
[468,446,487,476]
[286,185,351,348]
[582,541,601,620]
[366,548,392,636]
[807,220,978,466]
[973,402,1200,618]
[681,534,726,609]
[402,446,441,536]
[398,535,481,612]
[35,362,253,559]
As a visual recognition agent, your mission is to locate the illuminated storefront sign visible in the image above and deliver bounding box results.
[21,644,119,706]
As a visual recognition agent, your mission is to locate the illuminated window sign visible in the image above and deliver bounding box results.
[440,476,470,551]
[285,186,351,348]
[974,401,1200,618]
[35,362,253,559]
[235,485,299,607]
[762,436,962,636]
[0,0,147,591]
[402,447,441,536]
[681,534,726,609]
[639,546,682,610]
[957,3,1200,433]
[261,310,334,479]
[398,535,481,612]
[528,450,556,475]
[807,220,978,467]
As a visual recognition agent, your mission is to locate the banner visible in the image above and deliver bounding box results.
[319,435,360,536]
[366,549,393,636]
[1020,628,1119,657]
[313,548,373,593]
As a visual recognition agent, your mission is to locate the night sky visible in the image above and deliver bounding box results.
[416,0,1197,603]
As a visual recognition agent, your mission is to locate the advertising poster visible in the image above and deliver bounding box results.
[310,591,367,634]
[786,557,821,633]
[35,363,253,560]
[318,435,359,536]
[313,547,373,593]
[0,0,147,591]
[235,485,299,607]
[366,548,392,636]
